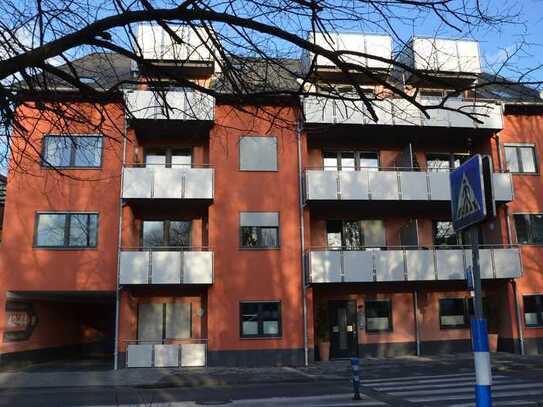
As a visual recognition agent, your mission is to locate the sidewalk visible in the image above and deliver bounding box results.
[0,353,542,390]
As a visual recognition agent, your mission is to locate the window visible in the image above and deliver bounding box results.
[523,295,543,327]
[365,300,392,332]
[514,214,543,244]
[240,302,281,338]
[240,212,279,248]
[239,136,277,171]
[323,151,379,171]
[439,298,468,328]
[504,145,537,174]
[42,135,103,168]
[137,303,191,341]
[145,149,191,168]
[142,220,191,248]
[426,153,468,172]
[35,213,98,248]
[326,220,385,249]
[433,221,460,247]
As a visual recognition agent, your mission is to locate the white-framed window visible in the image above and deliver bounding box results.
[239,136,277,171]
[504,144,537,174]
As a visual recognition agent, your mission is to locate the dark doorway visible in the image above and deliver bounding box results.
[329,300,358,359]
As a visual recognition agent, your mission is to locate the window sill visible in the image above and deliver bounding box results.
[33,247,98,250]
[240,336,282,340]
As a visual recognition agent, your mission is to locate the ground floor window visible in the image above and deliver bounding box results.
[137,303,191,342]
[523,295,543,327]
[365,300,392,332]
[439,298,468,328]
[240,301,281,338]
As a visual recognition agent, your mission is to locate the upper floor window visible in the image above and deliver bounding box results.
[323,151,379,171]
[239,136,277,171]
[523,295,543,327]
[145,149,191,168]
[439,298,468,328]
[142,220,191,248]
[433,221,460,246]
[426,153,468,172]
[514,214,543,245]
[326,220,385,249]
[240,212,279,249]
[35,212,98,248]
[42,135,103,168]
[504,144,537,174]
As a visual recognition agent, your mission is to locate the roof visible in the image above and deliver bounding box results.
[13,51,543,105]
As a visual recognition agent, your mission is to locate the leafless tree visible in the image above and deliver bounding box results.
[0,0,541,174]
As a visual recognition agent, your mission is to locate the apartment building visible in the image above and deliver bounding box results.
[1,27,542,368]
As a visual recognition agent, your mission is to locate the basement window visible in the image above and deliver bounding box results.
[240,301,281,338]
[523,295,543,327]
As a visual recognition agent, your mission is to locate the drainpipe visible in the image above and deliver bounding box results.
[113,115,128,370]
[504,204,525,355]
[296,105,309,366]
[413,290,421,356]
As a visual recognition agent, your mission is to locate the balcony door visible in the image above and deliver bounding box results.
[145,149,192,168]
[326,220,385,250]
[329,300,358,359]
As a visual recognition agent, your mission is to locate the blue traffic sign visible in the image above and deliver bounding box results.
[450,154,487,232]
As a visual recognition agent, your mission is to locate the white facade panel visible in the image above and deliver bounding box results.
[342,251,374,282]
[127,344,153,368]
[122,167,153,199]
[183,251,213,284]
[369,171,399,200]
[406,250,436,280]
[239,137,277,171]
[412,38,481,74]
[493,248,522,278]
[375,251,405,281]
[153,345,179,368]
[493,173,513,202]
[125,90,158,119]
[151,251,181,284]
[436,249,465,280]
[306,170,338,200]
[138,303,163,342]
[180,344,206,367]
[428,172,451,200]
[153,167,183,199]
[399,172,428,200]
[184,168,214,199]
[390,99,422,126]
[339,170,369,200]
[119,251,150,284]
[240,212,279,227]
[310,251,341,283]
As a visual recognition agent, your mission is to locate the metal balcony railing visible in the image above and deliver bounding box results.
[124,339,207,368]
[304,166,513,202]
[307,245,522,283]
[122,164,214,200]
[119,247,213,285]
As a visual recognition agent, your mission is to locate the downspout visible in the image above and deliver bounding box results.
[413,290,421,356]
[296,102,308,366]
[114,112,128,370]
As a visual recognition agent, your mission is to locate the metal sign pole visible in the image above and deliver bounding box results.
[470,225,492,406]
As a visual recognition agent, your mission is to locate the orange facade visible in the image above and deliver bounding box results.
[1,99,543,366]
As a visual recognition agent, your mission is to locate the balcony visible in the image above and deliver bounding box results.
[126,341,207,368]
[304,168,513,202]
[119,249,213,285]
[122,165,214,200]
[125,90,214,121]
[303,97,503,130]
[308,246,522,283]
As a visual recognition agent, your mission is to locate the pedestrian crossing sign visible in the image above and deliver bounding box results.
[450,154,487,232]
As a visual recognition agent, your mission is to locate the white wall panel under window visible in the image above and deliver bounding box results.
[119,251,150,284]
[406,250,436,280]
[151,251,181,284]
[239,136,277,171]
[436,249,465,280]
[310,251,341,283]
[183,251,213,284]
[181,343,206,367]
[153,344,179,367]
[375,251,405,281]
[127,344,153,368]
[342,251,374,282]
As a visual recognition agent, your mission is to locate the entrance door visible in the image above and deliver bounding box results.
[329,300,358,359]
